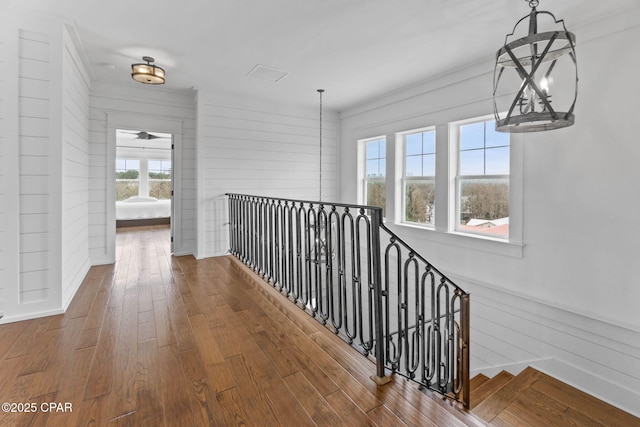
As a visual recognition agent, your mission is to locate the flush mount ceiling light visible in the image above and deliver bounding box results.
[131,56,165,84]
[493,0,578,133]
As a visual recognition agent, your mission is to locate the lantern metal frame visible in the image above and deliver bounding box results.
[131,56,165,85]
[493,0,578,133]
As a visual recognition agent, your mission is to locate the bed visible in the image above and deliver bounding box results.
[116,197,171,220]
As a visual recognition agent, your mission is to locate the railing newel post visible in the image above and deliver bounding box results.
[370,207,390,385]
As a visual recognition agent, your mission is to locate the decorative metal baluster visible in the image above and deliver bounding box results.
[355,210,373,353]
[328,206,342,331]
[225,193,470,408]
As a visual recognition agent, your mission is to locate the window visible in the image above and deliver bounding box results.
[364,137,386,216]
[148,159,172,199]
[403,129,435,226]
[455,118,510,238]
[115,159,140,201]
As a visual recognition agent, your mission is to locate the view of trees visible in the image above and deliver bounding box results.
[116,169,139,201]
[405,181,435,224]
[366,180,386,217]
[459,180,509,223]
[149,181,172,199]
[116,170,139,179]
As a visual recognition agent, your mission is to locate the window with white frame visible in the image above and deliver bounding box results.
[402,128,436,226]
[364,137,386,216]
[455,118,510,238]
[148,159,172,199]
[115,159,140,201]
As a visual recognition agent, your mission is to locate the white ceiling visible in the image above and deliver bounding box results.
[7,0,638,112]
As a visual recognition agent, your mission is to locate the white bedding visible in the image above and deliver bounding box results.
[116,197,171,220]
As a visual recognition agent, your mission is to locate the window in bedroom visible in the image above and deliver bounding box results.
[455,118,510,238]
[148,159,172,200]
[115,159,140,201]
[402,128,436,226]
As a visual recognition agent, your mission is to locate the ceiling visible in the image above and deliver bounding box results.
[7,0,638,112]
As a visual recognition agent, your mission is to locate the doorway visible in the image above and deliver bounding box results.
[115,129,173,252]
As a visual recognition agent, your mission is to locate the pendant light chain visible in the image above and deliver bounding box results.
[318,89,324,201]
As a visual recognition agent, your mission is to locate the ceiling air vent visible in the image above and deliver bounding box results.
[246,64,288,82]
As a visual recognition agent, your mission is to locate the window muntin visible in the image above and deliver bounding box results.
[115,159,140,201]
[364,138,386,216]
[456,119,510,238]
[403,129,435,226]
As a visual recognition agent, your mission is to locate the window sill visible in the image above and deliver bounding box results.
[387,222,524,258]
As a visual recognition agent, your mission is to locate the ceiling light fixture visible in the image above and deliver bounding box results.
[131,56,165,85]
[493,0,578,133]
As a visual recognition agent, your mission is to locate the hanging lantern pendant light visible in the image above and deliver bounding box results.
[493,0,578,132]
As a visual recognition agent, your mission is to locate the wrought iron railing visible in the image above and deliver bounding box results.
[227,193,470,408]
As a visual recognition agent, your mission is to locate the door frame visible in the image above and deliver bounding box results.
[106,113,184,261]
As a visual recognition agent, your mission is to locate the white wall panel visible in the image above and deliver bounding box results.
[0,33,5,316]
[18,29,52,307]
[60,27,91,308]
[338,6,640,415]
[88,82,196,262]
[196,93,339,258]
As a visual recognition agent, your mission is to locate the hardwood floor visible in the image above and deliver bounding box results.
[0,225,480,427]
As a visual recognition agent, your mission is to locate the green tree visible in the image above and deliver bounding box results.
[405,181,434,224]
[116,170,139,179]
[460,180,509,223]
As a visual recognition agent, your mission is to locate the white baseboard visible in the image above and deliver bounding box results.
[0,308,65,325]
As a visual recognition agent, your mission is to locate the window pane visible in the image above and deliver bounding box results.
[149,181,172,199]
[459,178,509,237]
[367,139,383,159]
[379,140,386,158]
[460,149,485,175]
[366,159,379,177]
[485,122,510,148]
[422,131,435,154]
[405,133,422,156]
[405,156,422,177]
[148,160,162,171]
[485,147,510,175]
[379,158,386,177]
[422,153,435,176]
[126,159,139,170]
[366,179,386,216]
[460,122,485,150]
[115,181,139,201]
[405,180,435,225]
[116,159,126,170]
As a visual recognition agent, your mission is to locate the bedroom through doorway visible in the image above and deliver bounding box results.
[115,129,173,230]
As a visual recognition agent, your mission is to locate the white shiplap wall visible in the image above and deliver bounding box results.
[0,35,5,316]
[18,29,53,305]
[0,13,95,323]
[61,27,91,308]
[196,92,338,258]
[89,83,196,263]
[338,6,640,416]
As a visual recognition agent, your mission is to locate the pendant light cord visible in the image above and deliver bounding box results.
[318,89,324,201]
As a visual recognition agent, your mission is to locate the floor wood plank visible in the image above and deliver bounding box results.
[2,225,634,426]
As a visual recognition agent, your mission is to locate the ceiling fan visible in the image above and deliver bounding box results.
[120,130,168,140]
